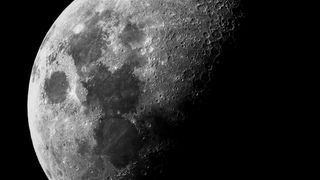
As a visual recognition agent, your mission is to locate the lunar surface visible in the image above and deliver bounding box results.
[28,0,242,179]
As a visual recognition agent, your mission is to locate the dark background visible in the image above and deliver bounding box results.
[3,0,286,179]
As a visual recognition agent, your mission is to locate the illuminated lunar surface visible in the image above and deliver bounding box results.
[28,0,241,179]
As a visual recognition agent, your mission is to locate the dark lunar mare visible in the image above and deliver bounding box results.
[81,62,143,168]
[43,71,69,104]
[119,21,145,47]
[68,26,104,71]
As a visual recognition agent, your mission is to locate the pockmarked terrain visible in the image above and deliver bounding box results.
[28,0,242,179]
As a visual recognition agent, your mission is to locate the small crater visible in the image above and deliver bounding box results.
[203,31,210,39]
[45,169,52,179]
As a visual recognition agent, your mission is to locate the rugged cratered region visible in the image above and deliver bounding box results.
[28,0,242,179]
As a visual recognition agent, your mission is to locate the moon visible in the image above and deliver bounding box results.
[28,0,241,179]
